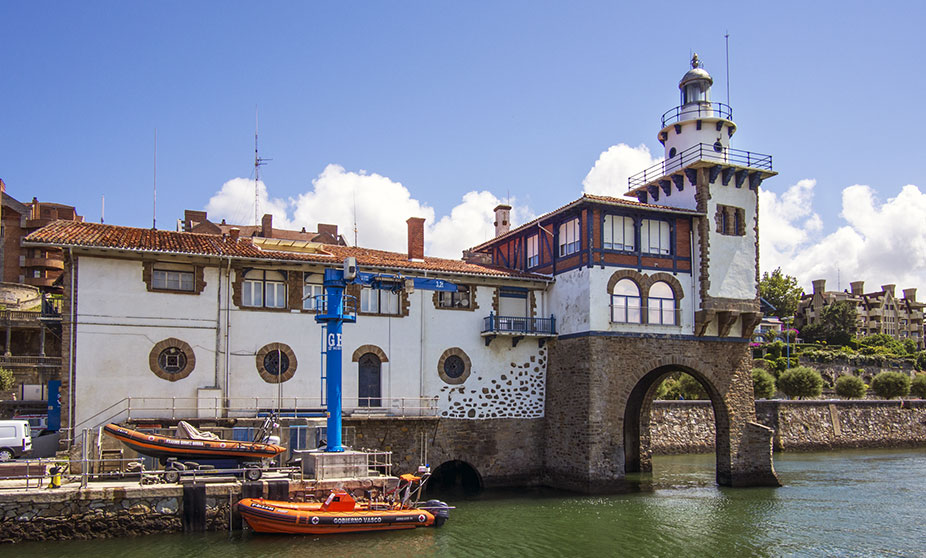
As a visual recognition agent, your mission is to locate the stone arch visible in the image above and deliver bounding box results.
[428,459,483,496]
[606,269,646,294]
[351,344,388,363]
[644,273,684,301]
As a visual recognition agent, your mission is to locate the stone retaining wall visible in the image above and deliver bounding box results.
[650,400,926,454]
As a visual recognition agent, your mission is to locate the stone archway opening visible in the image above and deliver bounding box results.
[427,460,483,497]
[624,365,728,484]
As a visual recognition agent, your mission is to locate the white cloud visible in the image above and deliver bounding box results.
[760,181,926,294]
[205,164,532,259]
[582,143,662,198]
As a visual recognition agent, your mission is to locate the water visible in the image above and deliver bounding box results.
[13,449,926,557]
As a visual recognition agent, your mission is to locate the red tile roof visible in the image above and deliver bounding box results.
[470,193,702,251]
[25,221,549,281]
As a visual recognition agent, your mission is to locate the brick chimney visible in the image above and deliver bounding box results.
[317,223,338,239]
[229,228,240,241]
[850,281,864,295]
[903,288,917,302]
[261,214,273,238]
[494,204,512,237]
[812,279,826,294]
[407,217,425,261]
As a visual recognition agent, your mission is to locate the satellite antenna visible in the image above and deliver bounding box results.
[254,108,271,226]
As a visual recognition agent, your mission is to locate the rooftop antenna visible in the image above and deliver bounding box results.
[724,31,731,106]
[152,128,157,229]
[352,188,359,246]
[254,107,270,226]
[101,195,105,224]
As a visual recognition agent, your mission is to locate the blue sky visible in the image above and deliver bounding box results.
[2,1,924,292]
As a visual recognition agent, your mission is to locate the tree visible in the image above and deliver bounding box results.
[752,368,776,399]
[917,351,926,372]
[910,374,926,399]
[759,268,802,319]
[818,300,858,346]
[0,367,13,391]
[870,372,911,399]
[835,375,866,399]
[659,372,708,400]
[777,366,823,399]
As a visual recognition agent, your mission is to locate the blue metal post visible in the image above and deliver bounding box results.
[316,269,350,453]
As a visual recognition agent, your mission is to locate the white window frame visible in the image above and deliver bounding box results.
[527,235,539,268]
[153,269,194,292]
[641,219,671,255]
[611,279,642,324]
[647,281,677,325]
[360,287,400,315]
[603,215,635,252]
[303,272,324,311]
[558,218,580,257]
[438,285,471,309]
[242,270,287,309]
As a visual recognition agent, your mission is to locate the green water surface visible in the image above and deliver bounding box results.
[12,449,926,557]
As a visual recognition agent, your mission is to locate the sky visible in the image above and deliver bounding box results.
[2,1,924,295]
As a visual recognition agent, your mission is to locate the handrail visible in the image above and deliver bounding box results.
[482,314,556,335]
[661,101,733,127]
[628,143,773,189]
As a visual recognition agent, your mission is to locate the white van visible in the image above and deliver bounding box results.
[0,420,32,461]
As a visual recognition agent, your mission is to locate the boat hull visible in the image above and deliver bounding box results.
[238,498,437,534]
[103,424,285,463]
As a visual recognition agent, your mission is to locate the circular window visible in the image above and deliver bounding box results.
[713,141,723,153]
[256,343,297,383]
[443,355,465,379]
[438,348,471,385]
[668,147,677,158]
[148,338,195,381]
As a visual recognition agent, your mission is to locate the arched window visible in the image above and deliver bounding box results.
[358,353,382,407]
[611,279,642,323]
[648,281,676,325]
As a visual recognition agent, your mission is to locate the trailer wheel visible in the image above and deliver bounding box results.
[244,467,262,481]
[163,469,181,484]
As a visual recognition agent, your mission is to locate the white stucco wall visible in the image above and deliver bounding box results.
[706,182,758,301]
[547,267,591,336]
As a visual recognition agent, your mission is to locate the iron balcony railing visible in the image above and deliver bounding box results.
[482,313,556,336]
[627,143,773,189]
[0,355,62,368]
[661,101,733,128]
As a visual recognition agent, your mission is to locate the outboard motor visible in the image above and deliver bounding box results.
[422,499,452,527]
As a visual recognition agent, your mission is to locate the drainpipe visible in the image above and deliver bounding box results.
[419,273,426,403]
[224,257,232,411]
[214,262,222,389]
[67,248,75,444]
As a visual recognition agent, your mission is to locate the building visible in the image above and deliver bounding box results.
[26,54,779,490]
[1,179,83,292]
[180,210,347,246]
[795,279,925,349]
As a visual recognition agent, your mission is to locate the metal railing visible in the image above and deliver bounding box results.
[482,314,556,335]
[69,396,440,443]
[609,301,681,326]
[627,143,773,189]
[661,101,733,127]
[314,450,393,481]
[0,355,62,368]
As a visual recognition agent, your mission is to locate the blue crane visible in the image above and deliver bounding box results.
[314,258,457,452]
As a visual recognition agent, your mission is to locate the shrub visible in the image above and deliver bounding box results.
[660,373,707,400]
[916,351,926,372]
[766,341,784,360]
[869,371,911,399]
[911,374,926,399]
[0,367,13,391]
[777,366,823,399]
[752,368,776,399]
[774,356,799,372]
[835,375,866,399]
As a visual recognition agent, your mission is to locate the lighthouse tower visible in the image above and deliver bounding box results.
[626,54,777,338]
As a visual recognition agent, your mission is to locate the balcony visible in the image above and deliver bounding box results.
[627,143,773,190]
[24,257,64,271]
[661,101,733,128]
[24,277,56,288]
[481,313,556,347]
[0,355,62,368]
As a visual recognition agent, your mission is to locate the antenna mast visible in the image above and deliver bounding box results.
[254,108,270,226]
[153,128,157,229]
[725,31,731,106]
[352,189,358,247]
[101,195,105,224]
